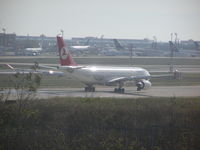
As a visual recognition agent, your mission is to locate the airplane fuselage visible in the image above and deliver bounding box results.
[56,35,152,92]
[60,66,150,86]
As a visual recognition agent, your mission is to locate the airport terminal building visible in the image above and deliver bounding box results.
[0,32,199,57]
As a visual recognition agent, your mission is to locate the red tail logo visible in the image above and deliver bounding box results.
[57,35,77,66]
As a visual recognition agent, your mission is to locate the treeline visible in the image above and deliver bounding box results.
[0,97,200,150]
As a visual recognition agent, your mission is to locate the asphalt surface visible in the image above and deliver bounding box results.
[31,86,200,99]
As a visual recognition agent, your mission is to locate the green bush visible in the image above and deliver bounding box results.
[0,97,200,150]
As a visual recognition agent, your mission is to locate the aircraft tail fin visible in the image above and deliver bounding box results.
[85,39,90,46]
[113,39,125,50]
[57,35,77,66]
[194,41,199,51]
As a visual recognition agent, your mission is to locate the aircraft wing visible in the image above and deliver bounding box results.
[108,71,180,84]
[108,75,150,83]
[38,64,84,70]
[38,64,58,70]
[0,64,64,76]
[150,70,181,79]
[57,65,85,73]
[0,69,64,76]
[22,63,80,75]
[15,62,85,74]
[108,77,127,83]
[35,69,64,76]
[150,73,174,78]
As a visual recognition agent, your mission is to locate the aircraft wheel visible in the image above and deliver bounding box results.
[114,88,125,93]
[85,87,88,92]
[114,88,118,93]
[85,87,95,92]
[92,87,95,92]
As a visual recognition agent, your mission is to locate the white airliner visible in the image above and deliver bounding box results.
[42,35,152,93]
[2,35,178,93]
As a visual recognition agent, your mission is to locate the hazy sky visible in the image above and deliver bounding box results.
[0,0,199,41]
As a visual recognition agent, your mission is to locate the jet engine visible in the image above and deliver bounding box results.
[136,80,151,91]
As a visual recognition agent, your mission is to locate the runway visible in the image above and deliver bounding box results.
[36,86,200,99]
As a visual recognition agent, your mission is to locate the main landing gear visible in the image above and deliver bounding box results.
[84,86,95,92]
[114,82,125,93]
[114,88,125,93]
[137,87,142,91]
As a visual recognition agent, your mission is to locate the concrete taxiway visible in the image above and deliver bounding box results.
[36,86,200,99]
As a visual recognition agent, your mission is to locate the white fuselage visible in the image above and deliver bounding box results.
[70,46,90,50]
[61,66,150,86]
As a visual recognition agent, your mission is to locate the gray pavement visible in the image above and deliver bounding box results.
[36,86,200,99]
[3,86,200,100]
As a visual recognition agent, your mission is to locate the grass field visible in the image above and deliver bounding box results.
[1,56,200,65]
[0,72,200,88]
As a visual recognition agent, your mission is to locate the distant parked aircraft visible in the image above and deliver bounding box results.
[70,39,91,50]
[24,47,42,56]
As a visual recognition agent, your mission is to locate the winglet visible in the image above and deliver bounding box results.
[5,64,14,70]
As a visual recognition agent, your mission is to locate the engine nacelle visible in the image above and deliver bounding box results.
[136,80,151,90]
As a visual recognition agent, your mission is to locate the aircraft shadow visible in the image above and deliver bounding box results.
[39,89,153,98]
[107,91,153,97]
